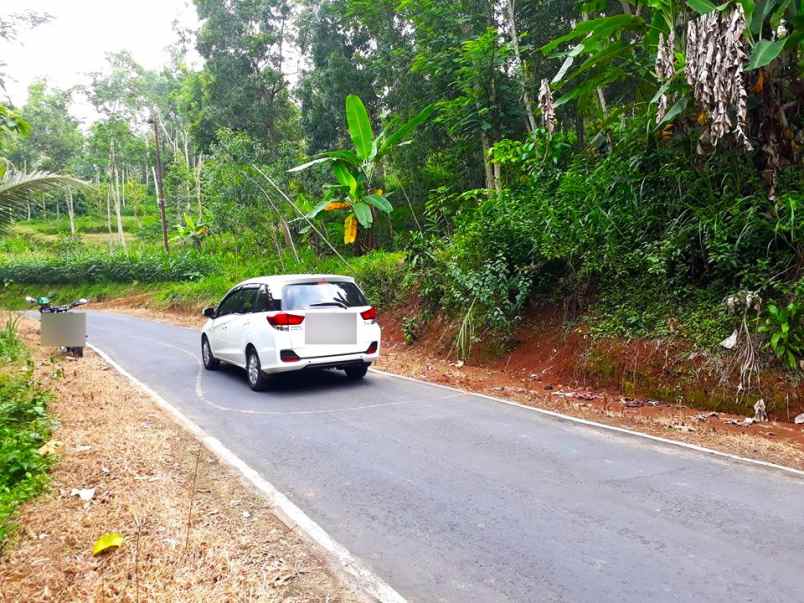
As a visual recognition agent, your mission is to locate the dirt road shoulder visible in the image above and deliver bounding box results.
[0,318,356,602]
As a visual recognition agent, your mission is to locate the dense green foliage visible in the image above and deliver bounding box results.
[0,318,53,546]
[1,0,801,372]
[0,249,214,284]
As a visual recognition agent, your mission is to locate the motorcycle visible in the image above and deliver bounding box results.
[26,295,89,357]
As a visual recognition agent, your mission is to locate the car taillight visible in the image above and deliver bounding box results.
[267,313,305,327]
[280,349,300,362]
[360,307,377,321]
[366,341,378,354]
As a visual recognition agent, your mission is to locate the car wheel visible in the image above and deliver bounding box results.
[246,348,270,391]
[202,336,219,370]
[344,363,369,380]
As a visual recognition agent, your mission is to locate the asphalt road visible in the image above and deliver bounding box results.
[83,311,803,602]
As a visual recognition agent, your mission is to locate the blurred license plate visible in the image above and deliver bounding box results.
[41,313,86,347]
[305,313,356,345]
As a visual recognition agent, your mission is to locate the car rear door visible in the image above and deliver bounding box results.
[280,281,374,359]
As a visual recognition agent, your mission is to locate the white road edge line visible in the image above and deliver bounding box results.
[369,368,804,479]
[87,343,406,603]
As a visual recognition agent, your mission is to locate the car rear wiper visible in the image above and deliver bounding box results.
[309,302,348,309]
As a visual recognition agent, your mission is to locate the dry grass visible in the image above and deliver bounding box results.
[0,319,355,602]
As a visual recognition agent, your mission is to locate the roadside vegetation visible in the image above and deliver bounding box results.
[0,317,349,599]
[0,2,801,415]
[0,317,53,546]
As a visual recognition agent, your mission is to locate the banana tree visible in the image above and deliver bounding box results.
[173,211,210,250]
[289,95,433,244]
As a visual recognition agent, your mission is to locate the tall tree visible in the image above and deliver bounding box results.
[192,0,296,150]
[8,81,83,173]
[297,0,377,154]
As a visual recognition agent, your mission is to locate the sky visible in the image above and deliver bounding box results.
[1,0,200,124]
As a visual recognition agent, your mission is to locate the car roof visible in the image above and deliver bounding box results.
[234,274,356,291]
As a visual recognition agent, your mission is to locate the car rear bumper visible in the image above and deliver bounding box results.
[262,350,380,374]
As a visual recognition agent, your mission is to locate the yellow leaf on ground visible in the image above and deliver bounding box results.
[344,215,358,245]
[93,532,124,556]
[325,201,349,211]
[38,440,62,456]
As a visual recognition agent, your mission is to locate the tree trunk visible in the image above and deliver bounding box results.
[151,167,159,208]
[280,218,298,260]
[113,167,127,251]
[195,155,204,219]
[493,161,503,196]
[575,112,585,148]
[151,113,170,254]
[481,131,494,190]
[269,225,285,271]
[580,12,609,118]
[145,146,150,188]
[66,189,76,235]
[506,0,537,133]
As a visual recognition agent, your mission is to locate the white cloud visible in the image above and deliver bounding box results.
[1,0,200,124]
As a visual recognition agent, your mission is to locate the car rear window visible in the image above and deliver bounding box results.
[282,282,367,310]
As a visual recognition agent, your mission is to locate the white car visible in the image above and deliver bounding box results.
[200,274,381,390]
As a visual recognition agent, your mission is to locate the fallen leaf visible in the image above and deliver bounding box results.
[93,532,124,556]
[70,488,95,502]
[38,440,63,456]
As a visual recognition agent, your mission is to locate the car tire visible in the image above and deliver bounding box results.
[202,336,219,370]
[344,363,369,380]
[246,348,270,391]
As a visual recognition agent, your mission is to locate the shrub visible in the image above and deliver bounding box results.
[0,318,53,545]
[759,300,803,371]
[348,251,407,308]
[405,120,801,352]
[0,249,215,284]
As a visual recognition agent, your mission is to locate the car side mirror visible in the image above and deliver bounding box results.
[203,307,217,319]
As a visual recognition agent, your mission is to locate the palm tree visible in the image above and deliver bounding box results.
[0,165,87,234]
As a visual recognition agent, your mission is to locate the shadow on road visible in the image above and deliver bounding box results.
[211,363,371,398]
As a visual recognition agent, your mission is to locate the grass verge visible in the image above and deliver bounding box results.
[0,317,352,600]
[0,316,53,546]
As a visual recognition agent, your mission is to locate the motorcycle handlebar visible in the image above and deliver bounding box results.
[24,296,90,311]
